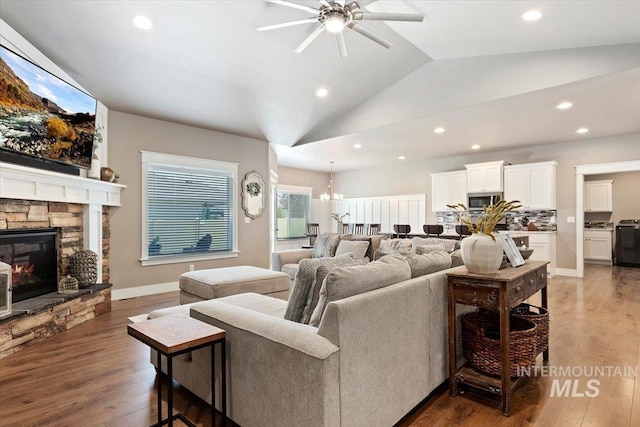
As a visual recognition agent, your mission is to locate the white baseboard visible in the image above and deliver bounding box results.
[111,281,179,300]
[555,268,580,277]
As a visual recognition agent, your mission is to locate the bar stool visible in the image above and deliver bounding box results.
[306,223,319,246]
[393,224,411,238]
[423,224,443,237]
[353,223,365,235]
[368,223,381,235]
[455,224,471,239]
[341,223,351,234]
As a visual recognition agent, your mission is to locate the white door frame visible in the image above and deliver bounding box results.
[575,160,640,277]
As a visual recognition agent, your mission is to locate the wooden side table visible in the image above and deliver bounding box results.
[447,260,549,416]
[128,316,226,427]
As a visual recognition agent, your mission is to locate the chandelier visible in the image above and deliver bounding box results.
[320,161,343,201]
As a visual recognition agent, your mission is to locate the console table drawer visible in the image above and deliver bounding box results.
[451,281,499,310]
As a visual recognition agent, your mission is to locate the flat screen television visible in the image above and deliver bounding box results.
[0,44,97,174]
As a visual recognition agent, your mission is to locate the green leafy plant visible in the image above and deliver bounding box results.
[447,200,522,240]
[330,212,350,223]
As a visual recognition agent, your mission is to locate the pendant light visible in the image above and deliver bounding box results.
[320,161,343,201]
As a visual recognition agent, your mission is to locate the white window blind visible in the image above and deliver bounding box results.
[141,152,238,265]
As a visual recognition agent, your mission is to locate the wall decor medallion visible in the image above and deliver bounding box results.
[241,171,265,219]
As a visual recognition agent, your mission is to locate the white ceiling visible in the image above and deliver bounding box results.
[1,1,640,172]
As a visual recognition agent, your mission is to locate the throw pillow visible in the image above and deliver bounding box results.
[414,243,446,255]
[451,249,464,267]
[309,254,411,327]
[312,233,341,258]
[300,257,369,324]
[379,238,412,254]
[405,251,452,279]
[411,237,459,252]
[284,253,354,323]
[334,240,370,260]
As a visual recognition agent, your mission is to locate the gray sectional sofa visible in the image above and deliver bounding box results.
[148,251,470,427]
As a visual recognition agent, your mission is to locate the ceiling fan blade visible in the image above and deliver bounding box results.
[257,17,318,31]
[336,32,347,58]
[265,0,319,14]
[318,0,331,6]
[354,12,425,22]
[294,24,326,53]
[347,22,393,49]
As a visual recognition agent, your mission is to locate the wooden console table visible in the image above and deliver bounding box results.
[128,316,226,427]
[447,260,549,416]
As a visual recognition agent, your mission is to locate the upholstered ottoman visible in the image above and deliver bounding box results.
[179,266,291,304]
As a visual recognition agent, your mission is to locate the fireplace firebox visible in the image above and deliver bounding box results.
[0,228,58,303]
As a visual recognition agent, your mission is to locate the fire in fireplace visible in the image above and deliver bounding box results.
[0,228,58,302]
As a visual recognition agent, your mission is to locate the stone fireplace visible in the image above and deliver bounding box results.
[0,162,124,358]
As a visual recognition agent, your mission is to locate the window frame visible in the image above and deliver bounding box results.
[140,151,239,266]
[276,184,312,241]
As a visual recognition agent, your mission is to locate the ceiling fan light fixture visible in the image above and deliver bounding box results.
[325,15,346,33]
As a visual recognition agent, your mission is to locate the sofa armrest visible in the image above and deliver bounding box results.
[271,248,314,271]
[190,300,340,427]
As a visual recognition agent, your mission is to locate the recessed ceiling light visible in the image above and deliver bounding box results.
[521,10,542,22]
[353,143,362,149]
[434,127,446,134]
[556,101,573,110]
[398,155,406,160]
[316,88,328,97]
[471,144,480,150]
[133,15,153,30]
[576,128,589,134]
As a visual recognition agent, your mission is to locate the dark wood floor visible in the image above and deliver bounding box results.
[1,264,639,427]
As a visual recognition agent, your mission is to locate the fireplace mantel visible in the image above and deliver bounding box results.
[0,161,125,206]
[0,161,125,284]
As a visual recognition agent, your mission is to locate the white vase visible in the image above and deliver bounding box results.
[460,233,504,274]
[88,154,101,179]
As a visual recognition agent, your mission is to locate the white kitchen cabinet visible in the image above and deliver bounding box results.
[465,161,505,193]
[499,231,556,276]
[584,229,613,264]
[504,161,557,209]
[584,180,613,212]
[431,170,467,212]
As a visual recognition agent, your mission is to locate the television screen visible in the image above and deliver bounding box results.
[0,44,97,170]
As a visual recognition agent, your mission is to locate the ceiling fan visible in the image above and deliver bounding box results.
[257,0,425,57]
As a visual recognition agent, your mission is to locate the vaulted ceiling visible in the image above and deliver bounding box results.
[2,1,639,171]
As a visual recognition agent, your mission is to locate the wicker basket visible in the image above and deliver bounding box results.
[69,250,98,288]
[461,311,537,377]
[512,303,549,354]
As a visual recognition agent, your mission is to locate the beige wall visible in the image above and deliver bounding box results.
[277,166,329,198]
[107,111,271,290]
[331,132,640,271]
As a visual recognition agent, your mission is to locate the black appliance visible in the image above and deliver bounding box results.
[615,219,640,268]
[468,193,502,210]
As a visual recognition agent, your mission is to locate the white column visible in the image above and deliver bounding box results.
[83,203,103,283]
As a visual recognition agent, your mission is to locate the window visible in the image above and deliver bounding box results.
[141,151,238,266]
[277,185,311,240]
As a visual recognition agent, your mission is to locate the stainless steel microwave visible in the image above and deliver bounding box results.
[468,193,502,210]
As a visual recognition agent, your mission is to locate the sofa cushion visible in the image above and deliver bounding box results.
[301,257,369,325]
[309,254,411,327]
[312,233,341,258]
[451,249,464,267]
[208,292,288,318]
[334,240,370,260]
[284,253,354,323]
[405,251,452,279]
[411,237,459,252]
[414,243,446,255]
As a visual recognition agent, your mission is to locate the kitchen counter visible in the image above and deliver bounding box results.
[498,230,557,235]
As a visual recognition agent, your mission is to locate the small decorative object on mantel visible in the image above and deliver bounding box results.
[448,200,522,274]
[241,171,265,219]
[100,167,115,182]
[58,275,79,294]
[69,250,98,288]
[88,124,104,179]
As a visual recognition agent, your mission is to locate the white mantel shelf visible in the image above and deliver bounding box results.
[0,161,125,206]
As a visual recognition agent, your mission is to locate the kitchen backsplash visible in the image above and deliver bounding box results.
[435,209,557,233]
